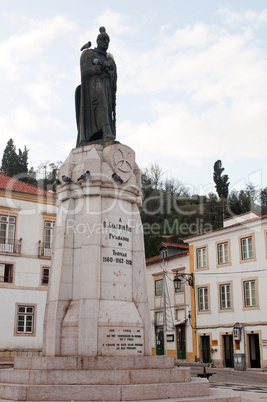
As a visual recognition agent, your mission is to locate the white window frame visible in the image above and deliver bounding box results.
[0,263,13,283]
[241,236,253,260]
[198,287,209,312]
[155,279,163,296]
[220,283,231,310]
[0,214,16,253]
[41,266,50,286]
[162,250,167,258]
[196,247,207,269]
[244,280,257,307]
[155,311,163,326]
[16,305,35,334]
[44,221,55,257]
[218,242,229,265]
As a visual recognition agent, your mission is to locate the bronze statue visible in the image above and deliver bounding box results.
[75,27,117,147]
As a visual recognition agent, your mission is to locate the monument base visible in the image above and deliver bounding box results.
[0,356,240,401]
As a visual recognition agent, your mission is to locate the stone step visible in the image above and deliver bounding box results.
[0,391,242,402]
[0,367,190,385]
[14,356,174,371]
[0,378,210,401]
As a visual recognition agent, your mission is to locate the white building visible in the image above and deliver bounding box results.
[146,242,195,360]
[186,212,267,369]
[0,173,56,360]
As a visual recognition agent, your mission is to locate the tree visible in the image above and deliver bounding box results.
[260,187,267,215]
[1,139,20,178]
[1,138,30,180]
[213,160,230,199]
[144,163,163,190]
[227,184,259,216]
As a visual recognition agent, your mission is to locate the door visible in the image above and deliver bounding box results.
[155,326,164,355]
[177,324,186,359]
[201,336,210,363]
[224,335,234,367]
[249,334,261,368]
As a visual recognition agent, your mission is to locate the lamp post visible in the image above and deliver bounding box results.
[173,272,194,291]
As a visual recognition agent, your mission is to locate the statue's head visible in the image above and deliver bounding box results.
[97,27,110,51]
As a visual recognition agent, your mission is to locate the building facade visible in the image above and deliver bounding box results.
[146,242,195,361]
[0,173,56,359]
[186,212,267,369]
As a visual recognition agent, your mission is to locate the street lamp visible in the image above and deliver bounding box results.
[173,272,194,291]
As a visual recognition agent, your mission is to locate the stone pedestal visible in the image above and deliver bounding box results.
[42,143,151,357]
[0,143,240,401]
[0,356,241,401]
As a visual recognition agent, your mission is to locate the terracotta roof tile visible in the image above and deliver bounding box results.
[146,250,188,265]
[185,214,267,240]
[0,173,54,198]
[158,242,189,250]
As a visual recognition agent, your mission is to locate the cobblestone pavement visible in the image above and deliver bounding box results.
[191,366,267,401]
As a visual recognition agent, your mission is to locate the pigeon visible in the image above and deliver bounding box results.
[77,170,90,181]
[80,41,91,51]
[112,173,123,184]
[62,175,73,184]
[52,179,61,192]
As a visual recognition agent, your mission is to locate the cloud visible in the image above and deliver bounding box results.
[116,11,267,169]
[0,15,77,81]
[94,9,134,36]
[217,8,267,28]
[1,7,267,186]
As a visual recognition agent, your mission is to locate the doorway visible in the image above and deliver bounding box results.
[155,326,164,355]
[176,324,186,359]
[223,335,234,367]
[201,335,210,363]
[249,334,261,368]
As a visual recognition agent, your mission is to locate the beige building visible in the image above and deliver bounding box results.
[186,212,267,369]
[0,173,56,359]
[146,242,195,360]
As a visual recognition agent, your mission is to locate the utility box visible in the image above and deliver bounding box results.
[233,327,241,341]
[234,353,246,371]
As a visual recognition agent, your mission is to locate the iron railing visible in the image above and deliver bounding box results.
[0,239,22,254]
[38,241,52,258]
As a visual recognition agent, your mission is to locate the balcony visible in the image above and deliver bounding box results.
[38,241,52,258]
[0,239,22,255]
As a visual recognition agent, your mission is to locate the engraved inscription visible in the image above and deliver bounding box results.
[99,327,144,355]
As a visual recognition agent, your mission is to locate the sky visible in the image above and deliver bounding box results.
[1,0,267,195]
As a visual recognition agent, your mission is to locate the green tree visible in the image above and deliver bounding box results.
[213,160,230,199]
[1,139,20,177]
[227,184,259,216]
[1,139,30,182]
[260,187,267,215]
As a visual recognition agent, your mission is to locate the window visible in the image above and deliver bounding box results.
[0,214,16,252]
[155,279,163,296]
[43,220,55,257]
[220,283,231,310]
[41,266,50,286]
[244,280,257,307]
[0,263,13,283]
[161,250,167,258]
[241,236,253,260]
[196,247,207,269]
[198,287,209,312]
[217,242,229,265]
[16,305,35,334]
[155,311,163,326]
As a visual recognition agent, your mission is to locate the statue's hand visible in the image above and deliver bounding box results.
[103,60,114,70]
